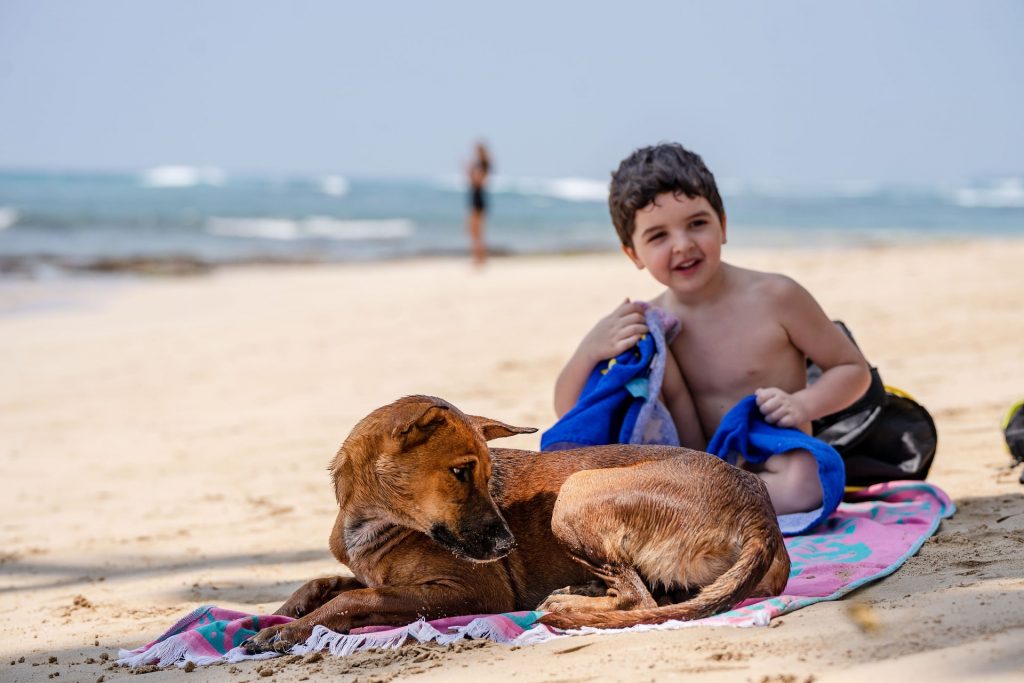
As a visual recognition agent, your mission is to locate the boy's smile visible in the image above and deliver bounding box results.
[674,256,702,274]
[622,192,727,297]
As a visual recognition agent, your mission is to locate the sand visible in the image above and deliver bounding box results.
[2,240,1023,683]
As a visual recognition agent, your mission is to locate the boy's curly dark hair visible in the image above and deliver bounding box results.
[609,143,725,248]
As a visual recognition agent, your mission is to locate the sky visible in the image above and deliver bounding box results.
[0,0,1021,184]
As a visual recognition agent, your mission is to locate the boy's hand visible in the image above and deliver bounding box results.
[554,299,648,417]
[755,387,809,428]
[579,299,648,364]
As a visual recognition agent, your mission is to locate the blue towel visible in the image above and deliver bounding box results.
[707,395,846,535]
[541,306,680,451]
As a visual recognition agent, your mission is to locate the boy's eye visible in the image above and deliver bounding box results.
[691,220,707,229]
[647,232,666,242]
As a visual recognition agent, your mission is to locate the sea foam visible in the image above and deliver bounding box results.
[141,166,227,188]
[320,175,349,197]
[953,178,1024,208]
[493,176,608,203]
[206,217,413,241]
[0,206,18,230]
[742,179,882,199]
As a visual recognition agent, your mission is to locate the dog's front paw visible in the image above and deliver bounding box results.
[242,621,314,655]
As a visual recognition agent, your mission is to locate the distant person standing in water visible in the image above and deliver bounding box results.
[466,141,492,266]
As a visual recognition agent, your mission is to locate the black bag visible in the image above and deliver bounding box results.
[1005,401,1024,464]
[1003,400,1024,484]
[808,322,937,487]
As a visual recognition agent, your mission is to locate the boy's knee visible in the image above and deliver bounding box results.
[765,450,823,514]
[791,474,824,512]
[784,451,824,510]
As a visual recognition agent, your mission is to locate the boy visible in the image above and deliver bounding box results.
[553,143,871,516]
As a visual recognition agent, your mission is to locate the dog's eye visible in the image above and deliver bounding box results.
[450,465,473,482]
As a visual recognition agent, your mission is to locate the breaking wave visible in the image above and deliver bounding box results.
[141,165,227,188]
[320,175,349,197]
[205,216,413,241]
[952,178,1024,208]
[0,206,18,230]
[493,176,608,202]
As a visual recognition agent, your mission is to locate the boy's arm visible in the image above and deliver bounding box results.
[756,277,871,428]
[553,299,648,417]
[660,347,706,450]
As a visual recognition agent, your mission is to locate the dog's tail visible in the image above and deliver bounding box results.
[538,519,788,631]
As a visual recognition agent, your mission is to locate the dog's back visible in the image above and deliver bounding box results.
[486,445,717,610]
[536,451,789,629]
[488,445,789,627]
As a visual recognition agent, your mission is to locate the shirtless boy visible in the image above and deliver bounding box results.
[553,143,871,515]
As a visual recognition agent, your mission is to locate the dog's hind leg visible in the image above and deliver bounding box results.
[539,558,656,614]
[545,579,606,599]
[274,575,365,618]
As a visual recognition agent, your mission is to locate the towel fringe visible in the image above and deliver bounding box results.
[222,648,278,664]
[509,624,561,646]
[117,640,277,668]
[117,638,190,668]
[441,616,541,645]
[292,621,443,657]
[292,616,560,656]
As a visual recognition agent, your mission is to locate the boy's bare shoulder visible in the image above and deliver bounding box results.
[732,266,806,302]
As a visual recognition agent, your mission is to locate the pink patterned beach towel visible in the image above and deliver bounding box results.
[118,480,953,668]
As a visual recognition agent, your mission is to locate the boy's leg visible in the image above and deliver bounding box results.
[747,450,823,515]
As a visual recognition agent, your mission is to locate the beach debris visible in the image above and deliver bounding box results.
[552,642,593,655]
[846,601,881,633]
[58,595,95,618]
[74,255,213,277]
[708,650,749,661]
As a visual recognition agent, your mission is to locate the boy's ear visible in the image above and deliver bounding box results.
[721,213,728,244]
[621,244,645,270]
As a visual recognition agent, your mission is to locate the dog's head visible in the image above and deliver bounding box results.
[331,395,536,563]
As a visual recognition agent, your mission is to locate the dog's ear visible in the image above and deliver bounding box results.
[468,415,538,441]
[390,402,450,448]
[329,446,355,507]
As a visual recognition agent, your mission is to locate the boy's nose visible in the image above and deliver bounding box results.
[671,232,693,252]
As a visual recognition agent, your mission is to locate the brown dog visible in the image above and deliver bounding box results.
[243,395,789,653]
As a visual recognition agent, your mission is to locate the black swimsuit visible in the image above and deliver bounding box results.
[469,161,489,213]
[470,186,486,212]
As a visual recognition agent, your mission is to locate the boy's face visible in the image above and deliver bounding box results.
[622,192,727,295]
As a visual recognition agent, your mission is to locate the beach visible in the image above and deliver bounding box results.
[2,239,1023,682]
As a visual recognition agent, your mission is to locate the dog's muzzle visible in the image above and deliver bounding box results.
[429,516,516,563]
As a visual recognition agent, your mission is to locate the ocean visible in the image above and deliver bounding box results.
[1,167,1022,276]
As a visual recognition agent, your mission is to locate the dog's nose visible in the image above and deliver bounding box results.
[493,533,515,554]
[486,521,516,554]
